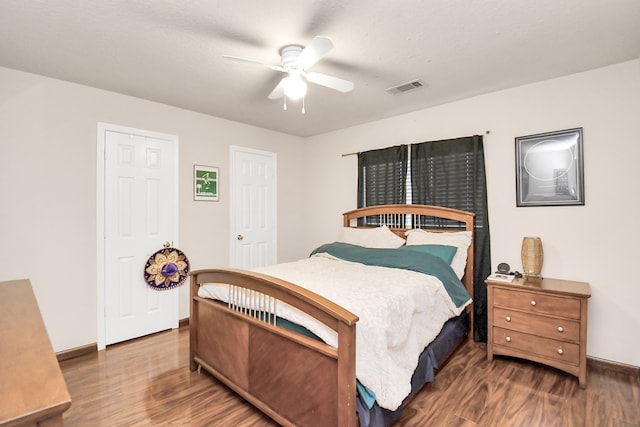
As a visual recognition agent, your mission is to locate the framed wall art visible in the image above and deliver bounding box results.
[515,128,584,207]
[194,165,219,201]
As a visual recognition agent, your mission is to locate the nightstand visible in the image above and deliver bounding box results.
[486,276,591,387]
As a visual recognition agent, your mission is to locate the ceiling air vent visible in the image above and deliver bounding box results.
[385,79,426,95]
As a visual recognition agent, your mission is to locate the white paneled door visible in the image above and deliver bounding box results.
[100,125,178,347]
[230,146,277,269]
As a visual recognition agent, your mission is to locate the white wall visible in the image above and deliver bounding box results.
[303,60,640,367]
[0,66,304,352]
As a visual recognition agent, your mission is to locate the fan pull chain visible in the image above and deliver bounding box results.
[302,96,305,114]
[283,96,287,111]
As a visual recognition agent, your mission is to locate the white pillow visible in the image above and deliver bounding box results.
[340,226,406,249]
[404,229,472,279]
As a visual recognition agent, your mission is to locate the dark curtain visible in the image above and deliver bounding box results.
[357,146,408,225]
[410,135,491,342]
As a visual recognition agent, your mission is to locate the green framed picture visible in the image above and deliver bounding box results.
[194,165,219,201]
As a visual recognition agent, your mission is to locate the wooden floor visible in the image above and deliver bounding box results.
[60,327,639,427]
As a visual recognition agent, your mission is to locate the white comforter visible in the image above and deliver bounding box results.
[198,253,469,411]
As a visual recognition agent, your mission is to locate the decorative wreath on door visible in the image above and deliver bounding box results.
[144,242,190,290]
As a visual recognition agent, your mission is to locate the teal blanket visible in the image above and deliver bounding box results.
[310,242,471,308]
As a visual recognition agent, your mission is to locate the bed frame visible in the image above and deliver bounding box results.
[189,204,475,427]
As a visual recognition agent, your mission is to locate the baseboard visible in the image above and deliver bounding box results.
[588,356,640,377]
[56,319,189,362]
[56,343,98,362]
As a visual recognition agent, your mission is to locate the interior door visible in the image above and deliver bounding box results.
[229,146,277,269]
[102,126,179,346]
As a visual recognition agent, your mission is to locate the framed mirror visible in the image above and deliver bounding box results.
[515,128,584,207]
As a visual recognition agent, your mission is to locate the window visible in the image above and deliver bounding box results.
[410,136,487,229]
[357,145,407,225]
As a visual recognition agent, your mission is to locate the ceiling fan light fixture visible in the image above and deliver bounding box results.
[283,72,307,100]
[223,36,352,109]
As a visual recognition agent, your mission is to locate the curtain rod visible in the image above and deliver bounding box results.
[341,130,491,157]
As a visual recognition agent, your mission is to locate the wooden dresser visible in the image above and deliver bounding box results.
[486,276,591,387]
[0,279,72,426]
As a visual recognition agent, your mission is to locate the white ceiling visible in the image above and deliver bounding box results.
[1,1,639,137]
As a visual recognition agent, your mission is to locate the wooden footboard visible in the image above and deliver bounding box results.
[190,268,359,427]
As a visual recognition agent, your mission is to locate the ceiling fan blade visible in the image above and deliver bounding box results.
[305,72,354,93]
[267,79,285,99]
[222,55,284,72]
[297,36,334,70]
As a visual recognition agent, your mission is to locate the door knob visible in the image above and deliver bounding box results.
[236,234,244,240]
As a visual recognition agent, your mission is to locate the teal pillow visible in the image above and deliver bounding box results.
[398,244,457,264]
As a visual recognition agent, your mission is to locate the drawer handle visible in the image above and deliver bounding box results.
[530,300,537,306]
[505,316,511,322]
[557,326,564,333]
[505,336,511,343]
[557,348,564,355]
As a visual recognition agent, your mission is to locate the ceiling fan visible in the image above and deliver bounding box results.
[223,36,354,113]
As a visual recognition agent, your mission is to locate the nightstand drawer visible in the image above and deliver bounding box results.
[493,307,580,342]
[492,327,580,364]
[493,287,581,319]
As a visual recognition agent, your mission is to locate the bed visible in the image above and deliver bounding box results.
[189,204,475,427]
